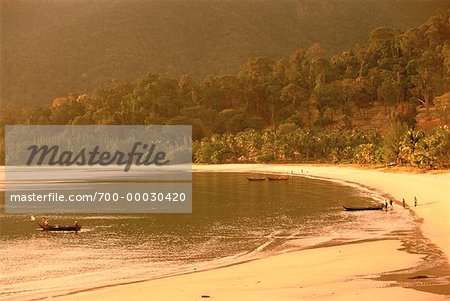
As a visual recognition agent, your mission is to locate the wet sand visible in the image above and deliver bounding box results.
[49,164,450,301]
[55,240,446,301]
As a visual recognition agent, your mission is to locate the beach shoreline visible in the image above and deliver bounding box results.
[193,164,450,261]
[44,164,450,301]
[54,240,447,301]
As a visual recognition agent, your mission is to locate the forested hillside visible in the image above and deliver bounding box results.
[1,10,449,168]
[1,0,449,105]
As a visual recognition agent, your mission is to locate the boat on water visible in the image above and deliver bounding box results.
[342,205,384,211]
[38,223,81,232]
[266,177,289,181]
[246,177,266,181]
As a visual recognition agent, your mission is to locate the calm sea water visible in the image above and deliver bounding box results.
[0,172,416,300]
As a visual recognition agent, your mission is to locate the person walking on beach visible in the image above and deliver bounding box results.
[402,198,406,208]
[385,200,389,211]
[389,199,393,209]
[414,197,418,207]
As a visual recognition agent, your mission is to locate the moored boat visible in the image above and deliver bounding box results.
[342,205,384,211]
[246,177,266,181]
[267,177,289,181]
[38,223,81,232]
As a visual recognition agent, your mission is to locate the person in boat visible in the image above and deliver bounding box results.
[42,217,49,226]
[74,221,79,227]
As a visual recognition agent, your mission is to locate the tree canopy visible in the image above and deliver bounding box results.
[1,9,449,168]
[1,0,449,106]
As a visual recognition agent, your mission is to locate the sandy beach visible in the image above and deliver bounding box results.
[50,164,450,301]
[56,240,439,301]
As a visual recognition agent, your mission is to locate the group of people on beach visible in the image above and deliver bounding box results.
[385,197,417,210]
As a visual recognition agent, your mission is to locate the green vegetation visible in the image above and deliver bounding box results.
[1,0,449,106]
[1,9,449,168]
[193,126,450,168]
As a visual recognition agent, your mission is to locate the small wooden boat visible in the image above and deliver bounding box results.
[38,223,81,232]
[246,177,266,181]
[342,205,384,211]
[266,177,289,181]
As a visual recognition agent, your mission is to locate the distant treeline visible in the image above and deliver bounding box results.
[194,125,450,168]
[2,0,449,106]
[1,11,449,168]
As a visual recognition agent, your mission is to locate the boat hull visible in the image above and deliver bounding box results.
[246,177,266,181]
[342,205,384,211]
[267,177,289,181]
[39,223,81,232]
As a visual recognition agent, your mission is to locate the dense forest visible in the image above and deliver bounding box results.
[1,9,449,168]
[1,0,449,106]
